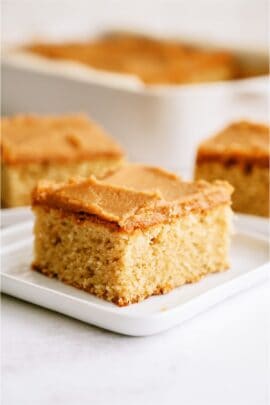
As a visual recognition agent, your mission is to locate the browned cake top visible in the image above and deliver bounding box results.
[1,114,124,165]
[197,121,270,167]
[32,164,233,232]
[23,34,238,85]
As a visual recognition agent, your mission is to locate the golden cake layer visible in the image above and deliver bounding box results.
[32,164,233,306]
[195,121,270,217]
[1,114,124,207]
[24,33,239,85]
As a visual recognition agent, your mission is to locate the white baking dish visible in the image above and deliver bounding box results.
[2,38,269,171]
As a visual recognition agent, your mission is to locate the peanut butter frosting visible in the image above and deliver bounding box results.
[24,34,238,85]
[32,164,233,231]
[197,121,270,167]
[1,114,124,165]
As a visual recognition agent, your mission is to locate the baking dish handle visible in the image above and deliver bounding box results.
[230,78,269,115]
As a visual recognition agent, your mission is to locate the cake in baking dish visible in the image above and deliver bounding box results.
[24,33,239,85]
[195,121,270,217]
[1,114,124,207]
[32,164,233,306]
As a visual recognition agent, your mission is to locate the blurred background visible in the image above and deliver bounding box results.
[2,0,269,173]
[2,0,269,49]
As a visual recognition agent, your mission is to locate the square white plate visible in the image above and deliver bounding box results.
[1,215,269,336]
[1,207,33,228]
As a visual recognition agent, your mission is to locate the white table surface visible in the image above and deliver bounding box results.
[1,280,269,405]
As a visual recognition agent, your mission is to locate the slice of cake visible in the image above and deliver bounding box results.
[195,121,269,217]
[1,114,124,207]
[32,164,233,306]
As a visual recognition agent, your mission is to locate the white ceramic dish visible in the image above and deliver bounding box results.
[1,207,33,228]
[2,36,268,172]
[1,215,269,336]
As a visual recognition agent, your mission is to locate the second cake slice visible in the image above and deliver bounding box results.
[1,114,124,207]
[195,121,269,217]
